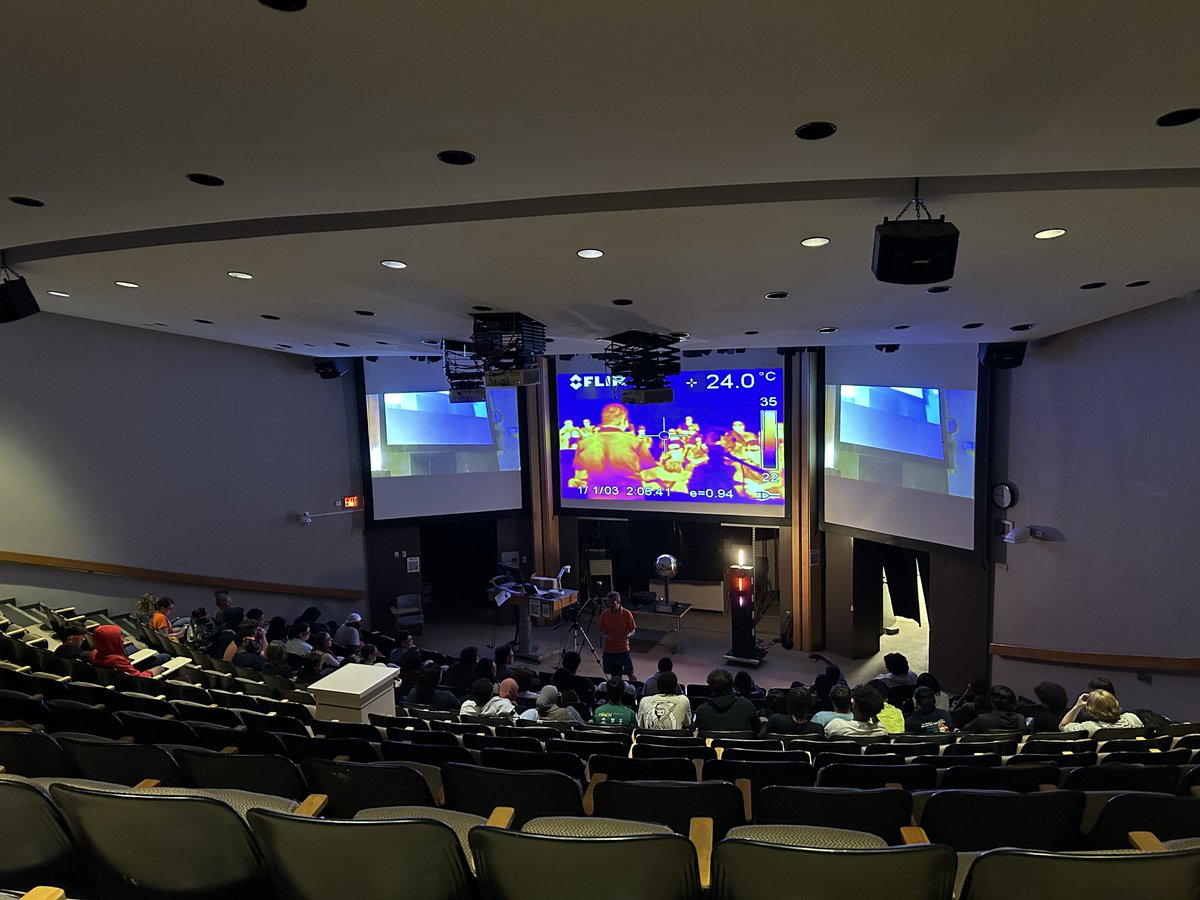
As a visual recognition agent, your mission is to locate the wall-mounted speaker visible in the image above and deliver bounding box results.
[979,342,1027,369]
[0,277,41,323]
[313,357,350,379]
[872,217,959,284]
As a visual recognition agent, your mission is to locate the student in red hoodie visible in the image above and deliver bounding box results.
[90,624,159,677]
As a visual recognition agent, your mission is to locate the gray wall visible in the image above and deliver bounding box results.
[0,313,366,619]
[990,290,1200,720]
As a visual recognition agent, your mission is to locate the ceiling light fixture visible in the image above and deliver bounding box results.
[1033,228,1066,240]
[894,324,910,330]
[816,326,838,334]
[260,314,280,320]
[227,271,253,280]
[421,339,439,346]
[744,330,759,335]
[380,259,407,269]
[355,310,375,317]
[258,0,306,11]
[962,322,983,329]
[47,291,70,298]
[8,196,44,207]
[472,305,493,311]
[186,173,224,187]
[794,121,837,141]
[1125,280,1150,287]
[577,248,604,259]
[800,236,830,247]
[1079,282,1106,290]
[334,342,351,347]
[194,318,213,324]
[115,281,139,289]
[1156,108,1200,128]
[1010,323,1035,331]
[764,291,789,300]
[612,298,633,306]
[437,149,476,165]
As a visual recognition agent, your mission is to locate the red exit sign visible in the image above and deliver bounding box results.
[341,495,361,509]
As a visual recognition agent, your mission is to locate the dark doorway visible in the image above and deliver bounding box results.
[419,520,498,621]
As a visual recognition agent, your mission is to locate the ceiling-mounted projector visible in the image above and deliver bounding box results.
[597,329,681,405]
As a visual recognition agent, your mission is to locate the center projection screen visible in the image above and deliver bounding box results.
[555,353,787,519]
[362,357,523,520]
[823,344,980,550]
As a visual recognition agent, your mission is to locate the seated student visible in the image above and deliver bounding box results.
[763,686,824,736]
[265,616,289,644]
[1075,676,1117,723]
[183,607,217,650]
[593,677,636,726]
[642,657,672,698]
[553,651,597,707]
[356,644,392,666]
[53,623,93,662]
[867,679,906,734]
[482,678,519,718]
[916,672,949,710]
[387,629,416,666]
[90,624,158,678]
[1060,689,1143,734]
[512,667,540,701]
[309,632,343,674]
[240,608,268,645]
[475,657,498,686]
[444,646,480,697]
[962,685,1027,733]
[950,678,991,730]
[522,685,584,724]
[261,640,295,679]
[333,613,363,648]
[293,606,327,635]
[733,669,765,700]
[150,597,179,639]
[878,652,918,688]
[284,622,314,659]
[494,644,515,683]
[232,638,265,671]
[694,668,759,733]
[905,686,954,734]
[394,648,423,695]
[1028,681,1070,732]
[636,671,693,731]
[406,662,461,710]
[811,684,854,727]
[825,685,889,739]
[460,677,500,717]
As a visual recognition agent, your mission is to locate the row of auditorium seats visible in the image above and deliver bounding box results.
[3,760,1200,899]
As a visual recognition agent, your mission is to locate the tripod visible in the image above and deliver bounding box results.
[556,597,601,666]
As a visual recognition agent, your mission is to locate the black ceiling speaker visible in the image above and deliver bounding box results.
[313,357,349,379]
[979,342,1027,369]
[872,216,959,284]
[0,276,40,323]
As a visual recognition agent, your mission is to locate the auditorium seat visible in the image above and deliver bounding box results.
[381,740,473,767]
[711,832,956,900]
[1103,749,1192,766]
[480,747,586,782]
[41,700,124,740]
[816,763,937,791]
[173,747,309,801]
[113,710,199,745]
[1086,792,1200,849]
[592,779,745,840]
[442,762,584,828]
[463,733,544,753]
[1063,764,1180,794]
[0,777,87,898]
[940,763,1061,792]
[168,700,242,728]
[278,734,378,763]
[755,786,913,845]
[470,824,701,900]
[56,735,184,787]
[959,845,1200,900]
[588,754,697,783]
[249,809,473,900]
[238,708,308,735]
[0,731,75,778]
[299,757,435,817]
[546,737,627,759]
[632,742,716,761]
[310,720,381,742]
[917,789,1086,852]
[815,751,906,769]
[703,758,817,793]
[721,747,811,763]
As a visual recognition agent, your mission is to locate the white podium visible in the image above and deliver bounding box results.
[308,663,398,724]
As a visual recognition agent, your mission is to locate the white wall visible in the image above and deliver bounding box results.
[990,290,1200,720]
[0,313,366,617]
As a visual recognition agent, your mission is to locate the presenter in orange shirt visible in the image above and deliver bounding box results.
[597,591,637,678]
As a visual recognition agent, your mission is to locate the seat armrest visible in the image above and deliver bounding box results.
[19,887,66,900]
[689,817,713,891]
[1129,831,1166,852]
[487,807,516,828]
[901,826,930,845]
[582,772,606,815]
[134,779,162,789]
[295,794,329,817]
[735,777,753,822]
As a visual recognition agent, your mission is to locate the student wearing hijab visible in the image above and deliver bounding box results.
[522,685,583,724]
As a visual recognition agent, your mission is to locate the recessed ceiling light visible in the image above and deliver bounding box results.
[472,305,493,311]
[611,298,633,306]
[303,343,315,347]
[794,121,837,141]
[1156,108,1200,128]
[421,339,439,346]
[926,285,952,294]
[595,338,610,343]
[153,322,167,327]
[194,318,213,324]
[577,248,604,259]
[115,281,139,289]
[1125,280,1150,287]
[800,236,830,247]
[186,173,225,187]
[259,0,306,10]
[545,338,555,343]
[1033,228,1067,240]
[670,331,690,340]
[893,324,910,330]
[816,326,838,334]
[380,259,407,269]
[260,314,280,320]
[376,341,389,346]
[334,341,351,347]
[961,322,983,329]
[1079,282,1106,290]
[355,310,375,317]
[275,343,293,349]
[1010,323,1035,332]
[47,291,70,298]
[744,330,760,335]
[8,196,44,207]
[764,291,789,300]
[437,149,476,166]
[227,271,253,280]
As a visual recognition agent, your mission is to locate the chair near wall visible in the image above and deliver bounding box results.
[248,810,474,900]
[392,593,425,636]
